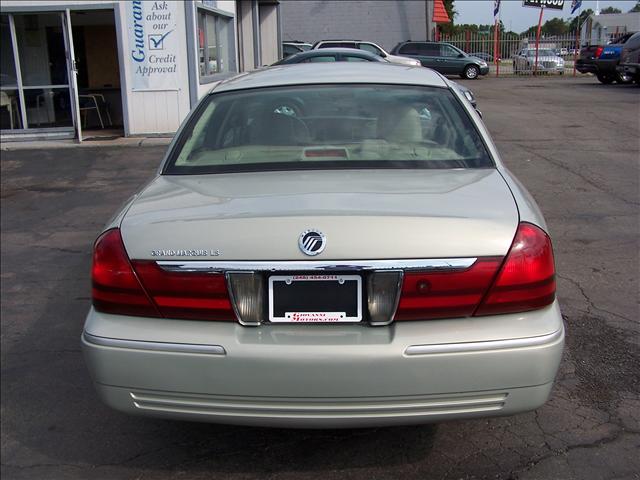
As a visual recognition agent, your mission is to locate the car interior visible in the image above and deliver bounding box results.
[173,85,491,170]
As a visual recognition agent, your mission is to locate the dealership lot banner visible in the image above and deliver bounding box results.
[522,0,565,9]
[128,0,179,90]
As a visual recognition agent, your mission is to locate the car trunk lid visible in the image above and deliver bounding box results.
[120,169,519,261]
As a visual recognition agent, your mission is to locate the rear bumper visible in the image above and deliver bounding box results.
[617,64,639,75]
[576,60,597,74]
[82,302,564,428]
[596,58,619,72]
[578,59,619,74]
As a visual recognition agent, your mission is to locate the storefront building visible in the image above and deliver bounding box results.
[580,12,640,46]
[0,0,281,141]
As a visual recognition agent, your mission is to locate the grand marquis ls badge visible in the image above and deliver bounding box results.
[299,229,326,256]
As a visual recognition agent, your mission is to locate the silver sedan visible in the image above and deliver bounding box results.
[513,48,565,74]
[83,63,564,428]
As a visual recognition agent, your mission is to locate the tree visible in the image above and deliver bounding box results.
[443,0,457,22]
[439,0,458,35]
[568,8,594,32]
[542,18,569,36]
[599,6,622,14]
[521,18,569,37]
[629,1,640,13]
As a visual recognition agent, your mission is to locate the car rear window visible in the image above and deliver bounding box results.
[318,42,356,49]
[165,84,492,175]
[399,43,439,56]
[304,55,337,63]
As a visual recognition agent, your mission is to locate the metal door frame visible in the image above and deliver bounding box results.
[62,8,82,142]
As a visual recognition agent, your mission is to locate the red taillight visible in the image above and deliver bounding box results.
[91,228,236,321]
[393,222,556,321]
[475,222,555,316]
[131,261,236,321]
[394,258,503,321]
[92,229,160,317]
[595,46,604,58]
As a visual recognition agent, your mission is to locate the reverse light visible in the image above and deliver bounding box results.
[367,271,404,325]
[475,222,555,316]
[226,272,265,325]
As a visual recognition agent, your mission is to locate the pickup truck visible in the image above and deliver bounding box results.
[576,33,634,84]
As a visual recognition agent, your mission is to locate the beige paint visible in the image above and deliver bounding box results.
[120,168,519,261]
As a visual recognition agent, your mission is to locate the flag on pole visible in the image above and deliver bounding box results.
[571,0,582,14]
[494,0,501,18]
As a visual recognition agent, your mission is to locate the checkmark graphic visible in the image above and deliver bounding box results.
[148,30,173,50]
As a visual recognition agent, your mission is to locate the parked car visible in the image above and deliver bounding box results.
[274,50,480,111]
[312,39,421,66]
[576,33,634,84]
[616,32,640,84]
[513,48,565,75]
[83,63,563,428]
[274,48,386,65]
[390,41,489,79]
[282,41,312,58]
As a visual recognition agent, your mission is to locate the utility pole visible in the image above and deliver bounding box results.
[426,0,433,41]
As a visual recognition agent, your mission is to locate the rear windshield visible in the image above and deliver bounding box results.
[164,84,492,174]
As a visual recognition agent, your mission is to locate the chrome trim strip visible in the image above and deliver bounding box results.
[82,332,226,355]
[157,258,477,273]
[404,327,564,356]
[129,392,507,411]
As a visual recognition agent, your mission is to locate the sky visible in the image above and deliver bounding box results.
[454,0,638,32]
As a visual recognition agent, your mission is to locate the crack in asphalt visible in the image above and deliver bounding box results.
[557,274,637,324]
[516,144,640,208]
[512,430,640,478]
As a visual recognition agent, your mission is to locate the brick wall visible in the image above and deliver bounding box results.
[280,0,427,52]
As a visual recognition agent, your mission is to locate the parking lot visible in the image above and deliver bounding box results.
[1,75,638,480]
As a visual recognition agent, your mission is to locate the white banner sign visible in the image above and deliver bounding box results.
[128,0,179,91]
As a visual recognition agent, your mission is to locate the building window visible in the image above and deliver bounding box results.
[197,8,234,82]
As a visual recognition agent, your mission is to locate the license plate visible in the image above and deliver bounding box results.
[268,274,362,323]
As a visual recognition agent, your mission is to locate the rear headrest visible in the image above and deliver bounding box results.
[378,106,422,143]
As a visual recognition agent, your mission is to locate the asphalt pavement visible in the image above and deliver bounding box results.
[1,75,639,480]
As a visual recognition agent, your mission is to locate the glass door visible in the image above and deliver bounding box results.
[1,11,77,135]
[13,12,73,129]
